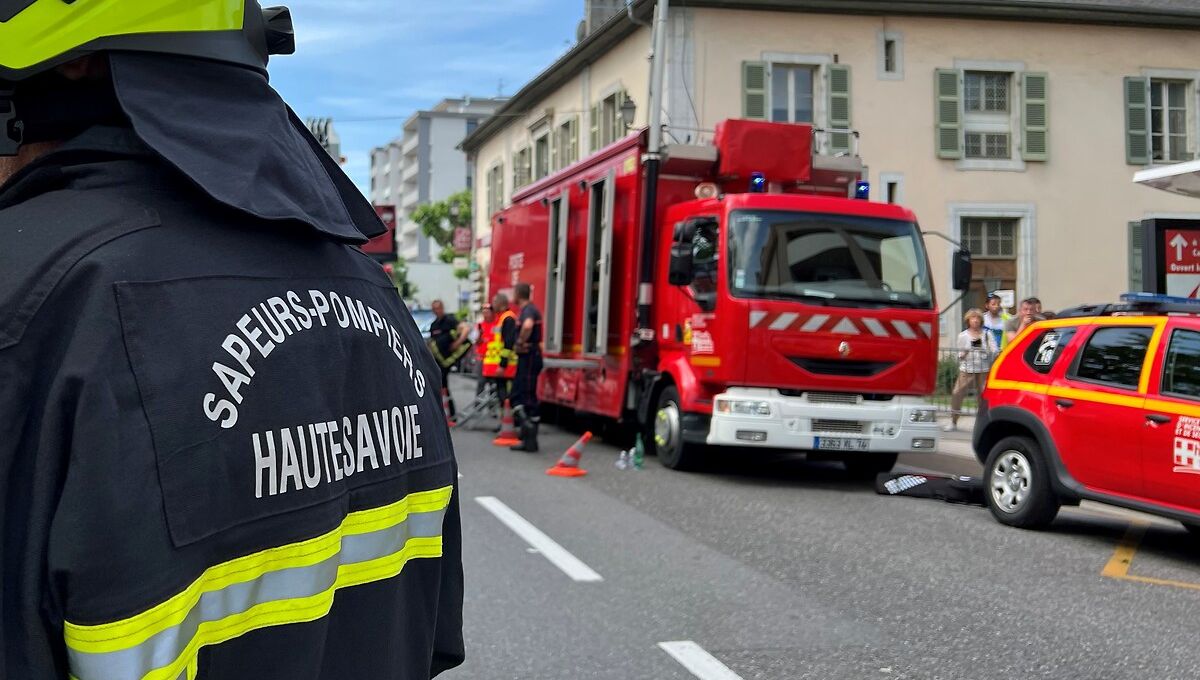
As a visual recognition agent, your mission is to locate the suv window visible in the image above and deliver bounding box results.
[1023,328,1076,374]
[1162,329,1200,400]
[1070,326,1153,389]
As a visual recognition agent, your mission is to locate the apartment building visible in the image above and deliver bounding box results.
[461,0,1200,329]
[370,97,505,263]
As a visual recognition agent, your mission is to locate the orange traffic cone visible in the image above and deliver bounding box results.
[442,387,456,428]
[546,432,592,477]
[492,400,521,446]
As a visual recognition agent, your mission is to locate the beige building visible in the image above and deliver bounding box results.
[461,0,1200,331]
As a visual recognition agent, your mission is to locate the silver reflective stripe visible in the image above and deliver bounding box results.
[68,508,447,680]
[800,314,829,333]
[748,311,769,328]
[861,318,889,337]
[918,322,933,338]
[769,312,799,331]
[830,318,859,335]
[891,320,917,339]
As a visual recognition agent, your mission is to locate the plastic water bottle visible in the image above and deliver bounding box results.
[615,450,629,470]
[633,434,645,470]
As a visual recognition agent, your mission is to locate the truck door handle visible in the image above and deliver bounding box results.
[1146,414,1172,425]
[1055,398,1073,409]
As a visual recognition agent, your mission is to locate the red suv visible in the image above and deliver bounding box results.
[973,293,1200,531]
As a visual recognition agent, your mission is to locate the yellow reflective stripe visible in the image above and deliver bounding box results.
[0,0,244,71]
[1139,320,1168,394]
[1048,385,1144,409]
[64,486,453,654]
[691,356,721,367]
[140,538,444,680]
[987,379,1048,394]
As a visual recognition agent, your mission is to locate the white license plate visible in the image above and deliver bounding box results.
[816,437,870,451]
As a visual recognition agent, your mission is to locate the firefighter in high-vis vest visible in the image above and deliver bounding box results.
[0,3,463,678]
[482,293,519,410]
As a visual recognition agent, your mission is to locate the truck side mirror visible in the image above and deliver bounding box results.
[952,249,973,291]
[668,221,696,286]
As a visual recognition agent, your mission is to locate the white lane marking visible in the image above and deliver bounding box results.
[891,320,917,339]
[831,317,859,335]
[474,496,603,582]
[862,317,890,337]
[658,641,744,680]
[768,312,798,331]
[800,314,830,332]
[918,322,933,338]
[748,310,769,328]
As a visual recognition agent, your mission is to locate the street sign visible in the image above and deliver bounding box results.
[453,257,469,270]
[1165,229,1200,298]
[453,227,473,254]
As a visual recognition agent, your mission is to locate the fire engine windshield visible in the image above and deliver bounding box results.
[728,210,933,308]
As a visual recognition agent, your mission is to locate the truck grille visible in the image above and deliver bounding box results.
[804,392,860,405]
[789,357,894,377]
[811,419,866,434]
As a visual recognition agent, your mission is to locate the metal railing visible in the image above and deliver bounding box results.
[931,346,999,416]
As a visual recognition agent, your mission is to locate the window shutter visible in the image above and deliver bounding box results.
[1129,220,1145,292]
[742,61,767,119]
[570,118,579,163]
[935,68,962,159]
[589,105,600,152]
[1124,77,1151,165]
[828,64,852,153]
[1022,72,1048,161]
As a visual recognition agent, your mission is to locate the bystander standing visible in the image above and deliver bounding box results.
[946,308,998,432]
[1005,297,1047,344]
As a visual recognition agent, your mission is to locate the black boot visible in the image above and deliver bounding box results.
[510,420,539,452]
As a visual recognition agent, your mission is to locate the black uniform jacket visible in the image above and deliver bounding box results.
[0,127,464,679]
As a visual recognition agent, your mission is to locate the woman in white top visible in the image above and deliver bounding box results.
[945,308,999,432]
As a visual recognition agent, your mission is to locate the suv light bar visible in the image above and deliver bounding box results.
[1057,292,1200,318]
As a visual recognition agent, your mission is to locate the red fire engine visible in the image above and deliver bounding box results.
[488,119,971,472]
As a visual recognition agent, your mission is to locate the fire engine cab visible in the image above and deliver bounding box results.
[488,119,972,472]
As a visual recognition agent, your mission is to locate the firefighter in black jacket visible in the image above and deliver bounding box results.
[0,2,464,679]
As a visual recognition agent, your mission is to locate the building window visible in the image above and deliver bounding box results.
[486,163,504,217]
[961,217,1017,258]
[534,129,551,180]
[877,31,903,80]
[554,117,579,170]
[963,71,1011,160]
[594,90,629,150]
[512,147,531,190]
[770,64,815,124]
[1151,79,1190,162]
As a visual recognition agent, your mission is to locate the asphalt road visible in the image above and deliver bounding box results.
[438,376,1200,680]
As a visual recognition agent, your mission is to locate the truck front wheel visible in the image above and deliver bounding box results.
[651,385,699,470]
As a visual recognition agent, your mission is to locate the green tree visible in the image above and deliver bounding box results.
[388,258,418,299]
[411,190,472,279]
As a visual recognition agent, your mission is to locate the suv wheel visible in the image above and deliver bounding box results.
[984,436,1061,529]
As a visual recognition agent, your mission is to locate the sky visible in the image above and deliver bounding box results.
[269,1,585,194]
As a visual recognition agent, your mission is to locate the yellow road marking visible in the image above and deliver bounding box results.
[1101,520,1200,592]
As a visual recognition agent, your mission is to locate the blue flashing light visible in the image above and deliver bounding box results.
[749,172,766,193]
[854,180,870,200]
[1121,292,1200,306]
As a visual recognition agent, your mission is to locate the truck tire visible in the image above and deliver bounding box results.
[650,385,699,471]
[842,453,898,479]
[984,435,1060,529]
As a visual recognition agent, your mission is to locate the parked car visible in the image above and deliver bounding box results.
[973,293,1200,533]
[409,308,435,341]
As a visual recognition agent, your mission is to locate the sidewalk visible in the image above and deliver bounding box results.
[936,414,977,461]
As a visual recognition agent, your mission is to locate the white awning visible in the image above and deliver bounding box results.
[1134,159,1200,198]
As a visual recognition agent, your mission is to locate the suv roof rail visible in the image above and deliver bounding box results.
[1056,292,1200,319]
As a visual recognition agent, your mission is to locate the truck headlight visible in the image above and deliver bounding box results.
[716,399,772,417]
[908,409,937,423]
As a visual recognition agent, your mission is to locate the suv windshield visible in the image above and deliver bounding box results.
[728,210,933,308]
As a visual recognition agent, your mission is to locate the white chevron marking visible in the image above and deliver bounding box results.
[800,314,830,332]
[831,318,860,335]
[769,312,799,331]
[892,320,917,339]
[862,317,890,337]
[918,322,933,338]
[749,311,769,328]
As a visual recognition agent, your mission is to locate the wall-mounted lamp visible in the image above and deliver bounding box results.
[620,96,637,129]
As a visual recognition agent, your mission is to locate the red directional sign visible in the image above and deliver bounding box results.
[1165,229,1200,298]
